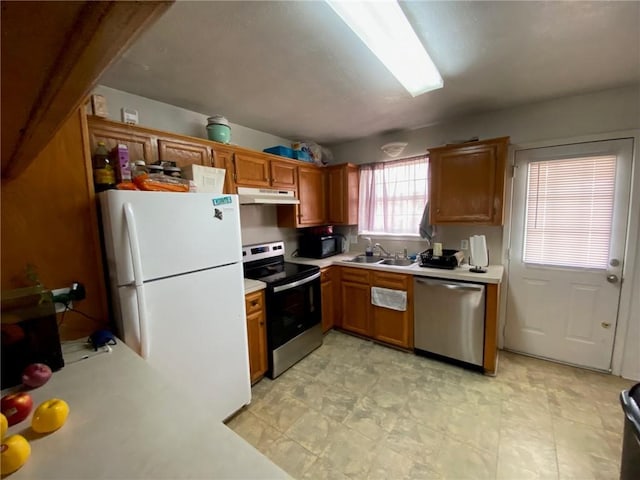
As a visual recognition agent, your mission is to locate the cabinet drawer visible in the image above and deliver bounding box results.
[245,291,264,315]
[321,267,333,283]
[371,271,410,290]
[341,267,370,284]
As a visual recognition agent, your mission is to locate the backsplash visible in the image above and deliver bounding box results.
[239,205,298,253]
[334,225,503,265]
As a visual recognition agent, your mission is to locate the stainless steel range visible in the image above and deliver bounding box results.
[242,241,322,378]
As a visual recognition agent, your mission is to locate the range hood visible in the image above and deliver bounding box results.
[237,187,299,205]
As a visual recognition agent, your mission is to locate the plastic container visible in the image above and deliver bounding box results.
[164,166,182,178]
[264,145,294,159]
[147,164,164,175]
[92,141,115,192]
[293,150,311,161]
[206,115,231,144]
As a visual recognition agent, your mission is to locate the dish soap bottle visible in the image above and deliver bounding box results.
[365,237,373,257]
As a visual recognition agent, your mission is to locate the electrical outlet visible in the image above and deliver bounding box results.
[460,239,469,250]
[52,288,72,314]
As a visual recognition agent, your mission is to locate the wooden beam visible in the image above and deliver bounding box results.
[1,0,173,179]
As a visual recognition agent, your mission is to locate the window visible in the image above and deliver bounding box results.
[524,155,616,269]
[358,155,428,236]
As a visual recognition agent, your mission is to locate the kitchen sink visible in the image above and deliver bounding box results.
[380,258,415,266]
[347,255,385,263]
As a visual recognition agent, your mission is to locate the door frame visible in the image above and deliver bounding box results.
[499,129,640,379]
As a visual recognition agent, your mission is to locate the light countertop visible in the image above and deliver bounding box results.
[244,278,266,294]
[287,254,504,284]
[2,341,288,479]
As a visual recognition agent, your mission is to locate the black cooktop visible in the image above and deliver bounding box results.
[244,257,319,287]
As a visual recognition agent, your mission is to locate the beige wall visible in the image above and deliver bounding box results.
[92,85,293,152]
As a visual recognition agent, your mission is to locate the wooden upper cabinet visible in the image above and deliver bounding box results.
[157,136,212,168]
[270,159,298,191]
[233,151,271,188]
[212,146,236,194]
[429,137,509,225]
[327,163,359,225]
[88,116,156,163]
[296,166,326,225]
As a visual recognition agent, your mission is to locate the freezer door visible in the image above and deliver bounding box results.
[117,263,251,421]
[100,191,243,286]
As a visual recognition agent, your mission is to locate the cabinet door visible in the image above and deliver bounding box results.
[270,159,298,191]
[321,267,335,333]
[327,164,359,225]
[245,291,267,384]
[297,165,326,225]
[158,137,212,168]
[88,117,156,163]
[234,152,270,188]
[429,137,508,225]
[212,147,236,194]
[340,281,370,336]
[371,271,413,348]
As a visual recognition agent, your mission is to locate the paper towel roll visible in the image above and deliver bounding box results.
[469,235,488,267]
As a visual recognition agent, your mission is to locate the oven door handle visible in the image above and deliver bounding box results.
[272,271,321,293]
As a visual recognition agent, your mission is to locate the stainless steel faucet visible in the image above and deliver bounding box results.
[374,243,391,257]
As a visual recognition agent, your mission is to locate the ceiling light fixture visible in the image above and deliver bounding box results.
[381,142,408,157]
[326,0,443,97]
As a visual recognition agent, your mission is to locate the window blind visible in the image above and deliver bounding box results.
[523,155,616,269]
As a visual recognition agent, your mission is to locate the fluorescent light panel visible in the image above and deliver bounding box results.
[326,0,443,97]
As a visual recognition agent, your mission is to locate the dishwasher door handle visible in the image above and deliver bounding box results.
[415,278,484,292]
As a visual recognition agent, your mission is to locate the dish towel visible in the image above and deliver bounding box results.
[419,202,435,241]
[371,287,407,312]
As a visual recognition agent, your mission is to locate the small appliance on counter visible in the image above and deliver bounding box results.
[298,229,345,259]
[469,235,489,273]
[419,249,464,269]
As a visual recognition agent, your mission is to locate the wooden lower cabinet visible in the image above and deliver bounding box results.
[338,267,413,349]
[321,267,336,333]
[370,271,413,349]
[339,267,371,337]
[245,290,267,384]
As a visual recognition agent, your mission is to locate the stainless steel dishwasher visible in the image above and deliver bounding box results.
[414,277,485,367]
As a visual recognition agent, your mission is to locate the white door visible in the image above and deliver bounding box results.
[118,263,251,421]
[505,139,633,370]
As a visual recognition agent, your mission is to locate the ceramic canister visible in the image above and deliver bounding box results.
[207,115,231,144]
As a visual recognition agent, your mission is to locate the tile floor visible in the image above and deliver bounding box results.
[226,331,634,479]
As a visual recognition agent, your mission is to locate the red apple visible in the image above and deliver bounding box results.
[1,393,33,426]
[22,363,52,388]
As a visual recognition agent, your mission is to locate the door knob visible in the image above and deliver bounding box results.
[606,274,619,283]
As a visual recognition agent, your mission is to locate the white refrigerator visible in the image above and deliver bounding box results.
[99,190,251,421]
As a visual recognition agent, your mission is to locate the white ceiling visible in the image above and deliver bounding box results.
[100,1,640,145]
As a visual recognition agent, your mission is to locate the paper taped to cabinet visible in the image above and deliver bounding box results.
[371,287,407,312]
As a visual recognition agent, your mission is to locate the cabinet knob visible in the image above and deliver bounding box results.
[259,321,264,326]
[251,301,258,307]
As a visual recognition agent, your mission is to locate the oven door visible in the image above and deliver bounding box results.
[267,272,321,350]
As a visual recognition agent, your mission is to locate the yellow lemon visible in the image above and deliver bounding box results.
[1,434,30,475]
[0,413,7,438]
[31,398,69,433]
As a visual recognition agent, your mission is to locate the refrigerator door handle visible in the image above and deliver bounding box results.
[124,202,150,359]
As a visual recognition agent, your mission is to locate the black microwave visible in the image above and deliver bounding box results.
[299,234,343,259]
